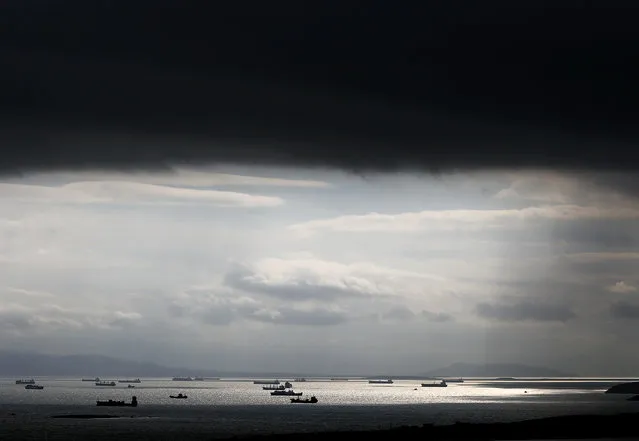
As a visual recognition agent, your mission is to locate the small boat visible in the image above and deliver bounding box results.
[128,384,136,388]
[25,384,44,390]
[421,380,447,387]
[294,378,307,382]
[170,393,188,399]
[271,390,302,396]
[82,377,99,382]
[15,379,35,385]
[172,376,193,381]
[369,379,394,384]
[291,396,317,403]
[263,384,285,390]
[254,379,280,385]
[118,378,141,383]
[284,381,293,388]
[95,381,116,386]
[96,396,138,407]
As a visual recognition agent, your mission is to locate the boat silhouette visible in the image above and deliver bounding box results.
[15,379,35,385]
[96,396,137,407]
[170,393,188,399]
[421,380,448,387]
[291,396,317,403]
[271,390,302,396]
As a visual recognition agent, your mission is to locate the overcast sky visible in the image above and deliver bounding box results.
[1,166,638,376]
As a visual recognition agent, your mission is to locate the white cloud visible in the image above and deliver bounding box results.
[0,181,284,207]
[224,257,447,301]
[13,168,330,188]
[607,281,637,293]
[288,205,639,236]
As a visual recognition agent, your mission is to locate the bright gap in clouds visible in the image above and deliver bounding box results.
[1,167,639,375]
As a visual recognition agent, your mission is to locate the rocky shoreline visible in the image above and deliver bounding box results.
[229,412,639,440]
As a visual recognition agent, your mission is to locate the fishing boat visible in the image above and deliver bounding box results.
[369,379,394,384]
[25,384,44,390]
[263,384,285,390]
[95,381,116,386]
[118,378,141,383]
[169,393,188,399]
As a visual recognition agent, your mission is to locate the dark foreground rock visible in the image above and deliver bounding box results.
[605,382,639,394]
[51,414,121,419]
[230,412,639,440]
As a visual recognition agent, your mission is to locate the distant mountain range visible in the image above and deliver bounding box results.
[422,362,577,378]
[0,351,330,378]
[0,351,211,377]
[0,351,577,378]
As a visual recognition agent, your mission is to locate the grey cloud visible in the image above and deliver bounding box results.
[170,289,348,326]
[382,306,415,321]
[421,310,454,322]
[0,310,32,331]
[249,307,347,326]
[475,301,576,322]
[610,301,639,320]
[549,220,639,248]
[168,290,260,326]
[0,305,142,332]
[378,307,453,323]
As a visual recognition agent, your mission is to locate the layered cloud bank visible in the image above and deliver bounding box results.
[1,168,639,375]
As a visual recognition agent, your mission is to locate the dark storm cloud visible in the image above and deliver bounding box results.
[610,301,639,320]
[1,2,639,173]
[475,301,576,323]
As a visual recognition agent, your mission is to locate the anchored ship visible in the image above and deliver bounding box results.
[421,380,448,387]
[15,379,35,385]
[271,390,302,396]
[254,379,280,385]
[96,396,138,407]
[291,396,318,403]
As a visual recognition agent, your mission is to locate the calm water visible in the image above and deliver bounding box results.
[1,378,637,439]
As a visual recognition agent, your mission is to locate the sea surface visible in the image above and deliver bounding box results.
[1,377,637,440]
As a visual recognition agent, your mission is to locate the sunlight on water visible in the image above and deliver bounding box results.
[0,377,629,407]
[0,378,636,437]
